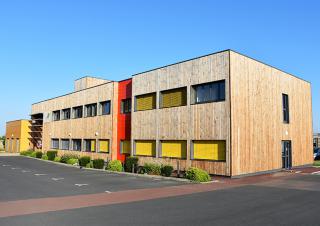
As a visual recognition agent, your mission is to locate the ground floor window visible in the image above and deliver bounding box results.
[84,139,96,152]
[120,140,131,154]
[192,140,226,161]
[72,139,82,151]
[160,140,187,159]
[51,139,59,149]
[61,139,70,150]
[98,140,109,153]
[135,140,156,156]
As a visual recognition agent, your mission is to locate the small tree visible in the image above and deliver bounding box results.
[0,136,5,147]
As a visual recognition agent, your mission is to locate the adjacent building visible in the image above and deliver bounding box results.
[5,120,31,153]
[29,50,313,177]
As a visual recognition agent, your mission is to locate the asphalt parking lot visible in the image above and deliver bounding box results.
[0,156,319,226]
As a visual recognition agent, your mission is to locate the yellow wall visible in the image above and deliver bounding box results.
[5,120,31,152]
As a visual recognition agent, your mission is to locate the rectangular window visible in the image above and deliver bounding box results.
[100,101,111,115]
[73,106,83,119]
[51,139,59,149]
[52,110,60,121]
[62,108,71,120]
[84,139,96,152]
[192,80,225,104]
[135,93,156,111]
[160,87,187,108]
[192,140,226,161]
[160,140,187,159]
[135,140,156,156]
[99,140,109,153]
[120,140,131,154]
[282,94,289,123]
[121,99,131,114]
[72,139,82,151]
[85,103,97,117]
[61,139,70,150]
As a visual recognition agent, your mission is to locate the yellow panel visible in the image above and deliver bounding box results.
[99,140,109,153]
[136,93,156,111]
[161,141,187,158]
[161,88,187,108]
[136,140,156,156]
[91,140,96,152]
[193,141,226,161]
[122,140,131,154]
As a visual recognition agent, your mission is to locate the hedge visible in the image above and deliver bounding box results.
[161,165,174,177]
[35,151,43,159]
[41,155,48,160]
[125,156,139,172]
[60,153,79,164]
[185,167,211,182]
[143,163,161,175]
[79,156,91,167]
[67,158,78,165]
[92,159,105,169]
[20,150,34,156]
[47,150,58,161]
[30,151,37,158]
[106,160,123,172]
[54,156,61,162]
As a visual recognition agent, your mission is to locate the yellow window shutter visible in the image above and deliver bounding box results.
[161,88,187,108]
[136,93,156,111]
[135,140,156,156]
[121,140,131,154]
[161,141,187,158]
[193,141,226,161]
[99,140,109,153]
[91,140,96,152]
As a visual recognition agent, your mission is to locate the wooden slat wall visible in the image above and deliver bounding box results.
[230,51,313,176]
[132,51,231,175]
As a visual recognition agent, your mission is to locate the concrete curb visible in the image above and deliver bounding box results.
[19,155,192,183]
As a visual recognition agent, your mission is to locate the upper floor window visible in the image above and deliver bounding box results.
[100,101,111,115]
[135,93,156,111]
[282,94,289,123]
[62,108,71,120]
[192,80,225,104]
[121,98,131,114]
[52,110,60,121]
[85,103,97,117]
[73,106,83,119]
[160,87,187,108]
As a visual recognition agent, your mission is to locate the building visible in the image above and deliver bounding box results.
[30,50,313,177]
[5,120,31,153]
[313,133,320,148]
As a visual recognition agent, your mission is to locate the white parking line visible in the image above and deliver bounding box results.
[34,173,47,176]
[22,170,31,173]
[51,177,64,181]
[2,164,11,167]
[311,171,320,175]
[75,184,88,187]
[105,190,112,193]
[11,167,20,170]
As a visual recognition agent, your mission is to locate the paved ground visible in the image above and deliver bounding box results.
[0,156,319,226]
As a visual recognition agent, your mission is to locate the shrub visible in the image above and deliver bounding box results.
[67,158,78,165]
[60,154,79,164]
[20,150,34,156]
[106,160,123,172]
[54,156,61,162]
[161,165,174,177]
[47,150,58,161]
[79,156,91,167]
[186,167,211,182]
[86,162,93,168]
[143,163,161,175]
[30,151,37,158]
[125,156,139,172]
[314,161,320,167]
[35,151,43,159]
[93,159,105,169]
[41,155,48,160]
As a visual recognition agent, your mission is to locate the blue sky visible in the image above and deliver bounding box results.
[0,0,319,135]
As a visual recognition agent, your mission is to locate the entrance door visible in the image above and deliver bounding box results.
[282,141,292,169]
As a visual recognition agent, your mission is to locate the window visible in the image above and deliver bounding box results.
[73,106,83,119]
[192,80,225,104]
[61,139,70,150]
[192,140,226,161]
[160,87,187,108]
[85,103,97,117]
[72,139,82,151]
[282,94,289,123]
[52,110,60,121]
[84,139,96,152]
[121,99,131,114]
[160,140,187,159]
[51,139,59,149]
[62,108,71,120]
[135,93,156,111]
[100,101,111,115]
[135,140,156,156]
[120,140,131,154]
[99,140,109,153]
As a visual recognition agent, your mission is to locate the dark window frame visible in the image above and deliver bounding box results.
[62,108,71,120]
[51,138,59,149]
[72,139,82,151]
[85,103,97,117]
[61,139,70,150]
[282,94,289,123]
[100,100,111,115]
[52,110,60,121]
[72,106,83,119]
[192,80,226,105]
[121,98,132,114]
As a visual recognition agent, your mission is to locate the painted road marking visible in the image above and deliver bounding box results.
[2,164,11,167]
[105,191,112,193]
[52,178,64,181]
[11,167,20,170]
[22,170,31,173]
[75,184,88,187]
[295,171,302,174]
[311,171,320,175]
[34,174,47,176]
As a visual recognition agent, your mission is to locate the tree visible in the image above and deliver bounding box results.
[0,136,5,147]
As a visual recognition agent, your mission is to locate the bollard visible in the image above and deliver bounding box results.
[132,163,135,173]
[177,160,180,178]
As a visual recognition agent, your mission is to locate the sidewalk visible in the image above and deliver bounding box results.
[0,152,20,157]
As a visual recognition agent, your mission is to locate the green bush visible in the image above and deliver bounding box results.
[143,163,161,175]
[47,150,58,161]
[67,158,78,165]
[35,151,43,159]
[106,160,123,172]
[60,153,79,164]
[314,161,320,167]
[161,165,174,177]
[93,159,105,169]
[186,167,211,182]
[54,156,61,162]
[41,155,48,160]
[79,156,91,167]
[20,150,34,156]
[125,156,139,172]
[30,151,37,158]
[86,162,93,168]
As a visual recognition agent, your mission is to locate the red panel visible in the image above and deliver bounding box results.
[117,79,132,162]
